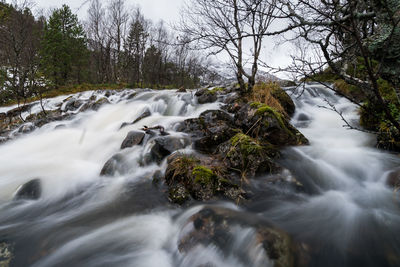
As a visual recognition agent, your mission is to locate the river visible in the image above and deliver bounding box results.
[0,84,399,266]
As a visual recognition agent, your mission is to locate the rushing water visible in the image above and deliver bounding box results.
[0,85,399,267]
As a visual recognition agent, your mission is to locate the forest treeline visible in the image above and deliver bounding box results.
[0,0,211,106]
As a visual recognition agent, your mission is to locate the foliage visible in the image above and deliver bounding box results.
[40,5,88,86]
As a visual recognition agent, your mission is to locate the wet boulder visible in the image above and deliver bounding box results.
[13,178,42,200]
[235,103,308,147]
[270,86,296,117]
[18,123,35,134]
[218,133,281,178]
[63,99,84,112]
[178,207,299,267]
[120,131,145,149]
[100,154,127,176]
[148,136,190,163]
[178,110,237,153]
[133,109,151,124]
[195,88,218,104]
[91,97,110,111]
[386,168,400,188]
[164,154,242,204]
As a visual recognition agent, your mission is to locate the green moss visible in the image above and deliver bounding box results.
[192,165,216,185]
[255,104,286,127]
[230,133,263,157]
[168,155,200,184]
[250,102,262,108]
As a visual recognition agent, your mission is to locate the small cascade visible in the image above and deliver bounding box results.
[0,84,399,267]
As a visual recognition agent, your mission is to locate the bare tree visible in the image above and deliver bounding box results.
[108,0,129,82]
[264,0,400,133]
[179,0,277,94]
[0,1,43,114]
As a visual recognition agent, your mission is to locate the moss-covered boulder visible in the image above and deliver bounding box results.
[235,103,308,147]
[164,154,242,204]
[218,133,281,178]
[270,85,296,116]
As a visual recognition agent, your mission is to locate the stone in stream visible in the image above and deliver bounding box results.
[148,136,190,163]
[386,168,400,188]
[195,88,218,104]
[234,103,308,147]
[100,154,127,177]
[17,123,35,134]
[13,179,42,200]
[120,131,145,149]
[178,207,306,267]
[177,110,237,153]
[133,109,151,124]
[163,154,243,204]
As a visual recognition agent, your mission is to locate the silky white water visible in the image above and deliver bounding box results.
[0,84,399,267]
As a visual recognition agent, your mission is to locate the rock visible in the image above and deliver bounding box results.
[133,109,151,124]
[18,123,35,134]
[54,124,66,129]
[235,103,308,147]
[126,92,137,100]
[14,179,42,200]
[100,154,127,176]
[195,88,218,104]
[297,113,309,121]
[178,207,298,267]
[270,86,296,116]
[0,242,13,267]
[148,136,190,163]
[164,154,242,204]
[218,133,281,178]
[265,169,305,193]
[91,98,109,111]
[177,87,187,93]
[120,131,145,149]
[63,99,84,112]
[168,184,190,204]
[387,168,400,188]
[6,104,33,117]
[119,122,131,129]
[178,110,237,153]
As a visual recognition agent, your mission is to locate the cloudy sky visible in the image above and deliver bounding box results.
[7,0,293,78]
[32,0,185,24]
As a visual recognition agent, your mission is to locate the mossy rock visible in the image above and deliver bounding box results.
[219,133,281,178]
[164,154,242,204]
[235,103,308,147]
[270,86,295,116]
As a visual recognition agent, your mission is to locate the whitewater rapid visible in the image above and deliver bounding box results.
[0,84,399,267]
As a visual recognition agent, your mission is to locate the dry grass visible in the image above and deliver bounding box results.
[248,82,286,115]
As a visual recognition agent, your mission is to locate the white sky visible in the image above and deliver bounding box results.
[6,0,294,78]
[31,0,184,24]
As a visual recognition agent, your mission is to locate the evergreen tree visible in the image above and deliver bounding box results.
[40,5,87,86]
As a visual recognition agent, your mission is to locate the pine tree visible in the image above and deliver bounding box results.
[40,5,87,86]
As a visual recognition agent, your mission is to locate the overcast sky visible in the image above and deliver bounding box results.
[6,0,293,78]
[31,0,184,24]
